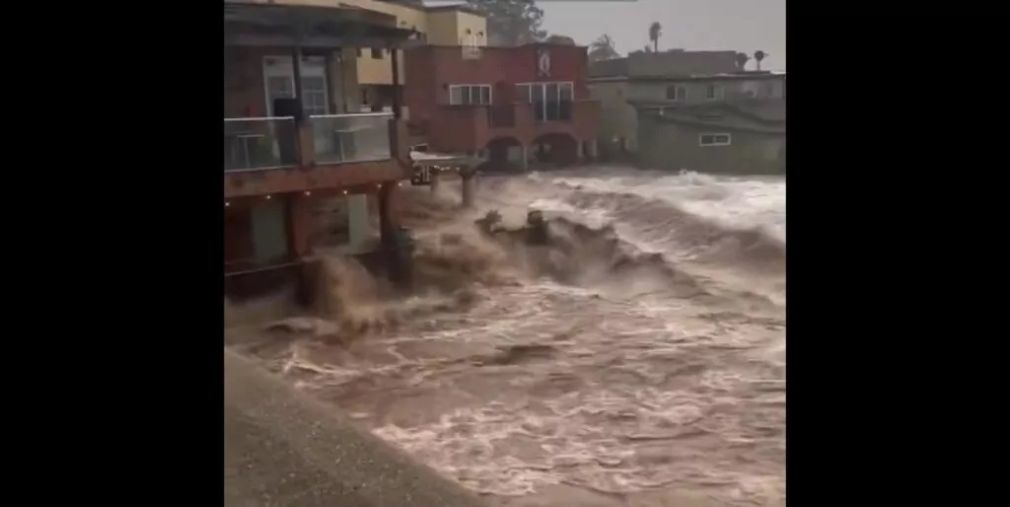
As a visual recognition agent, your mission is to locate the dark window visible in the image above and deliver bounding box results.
[372,48,383,59]
[700,133,731,146]
[706,84,721,100]
[362,88,369,105]
[665,85,686,101]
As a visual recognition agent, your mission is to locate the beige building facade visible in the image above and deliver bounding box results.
[235,0,487,114]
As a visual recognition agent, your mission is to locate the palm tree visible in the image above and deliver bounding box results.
[589,34,620,62]
[735,52,750,71]
[649,22,662,53]
[754,50,767,71]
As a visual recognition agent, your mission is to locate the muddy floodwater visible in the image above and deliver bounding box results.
[226,166,786,507]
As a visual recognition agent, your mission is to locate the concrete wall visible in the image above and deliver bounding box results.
[638,116,785,174]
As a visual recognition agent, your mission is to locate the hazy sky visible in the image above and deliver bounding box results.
[427,0,785,70]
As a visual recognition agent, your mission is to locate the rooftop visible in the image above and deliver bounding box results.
[589,50,747,79]
[378,0,485,16]
[225,1,416,48]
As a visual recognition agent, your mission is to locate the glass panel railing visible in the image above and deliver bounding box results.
[310,113,392,164]
[224,117,296,172]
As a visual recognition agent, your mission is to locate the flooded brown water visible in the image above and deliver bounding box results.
[226,166,785,506]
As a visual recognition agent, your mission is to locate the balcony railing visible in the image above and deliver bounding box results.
[310,113,392,164]
[224,117,297,172]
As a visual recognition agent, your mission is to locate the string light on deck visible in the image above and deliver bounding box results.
[304,191,311,196]
[225,201,230,207]
[342,189,348,195]
[265,194,272,200]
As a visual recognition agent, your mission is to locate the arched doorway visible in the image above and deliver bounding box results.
[484,136,525,172]
[531,133,578,167]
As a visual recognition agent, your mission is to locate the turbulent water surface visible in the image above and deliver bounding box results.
[226,166,785,507]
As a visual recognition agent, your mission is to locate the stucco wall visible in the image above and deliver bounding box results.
[426,11,459,46]
[588,80,639,154]
[429,10,487,46]
[638,116,785,174]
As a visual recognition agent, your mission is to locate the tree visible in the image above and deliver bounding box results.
[648,21,662,52]
[467,0,546,46]
[588,34,620,62]
[754,50,767,71]
[735,52,750,71]
[546,34,576,46]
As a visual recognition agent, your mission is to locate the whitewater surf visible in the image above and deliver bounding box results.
[226,165,786,507]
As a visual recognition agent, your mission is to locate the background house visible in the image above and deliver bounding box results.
[588,50,785,173]
[636,101,785,174]
[404,43,600,170]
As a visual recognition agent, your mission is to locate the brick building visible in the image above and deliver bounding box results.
[404,44,601,170]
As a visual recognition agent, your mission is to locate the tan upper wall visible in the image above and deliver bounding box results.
[242,0,486,85]
[427,10,486,46]
[355,3,487,85]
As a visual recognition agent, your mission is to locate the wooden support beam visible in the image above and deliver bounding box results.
[391,46,401,119]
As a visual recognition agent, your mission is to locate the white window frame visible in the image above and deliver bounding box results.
[448,84,492,105]
[262,55,329,116]
[699,133,732,147]
[515,81,575,121]
[665,84,687,102]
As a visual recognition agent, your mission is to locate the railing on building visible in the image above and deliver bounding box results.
[224,117,297,172]
[310,113,393,165]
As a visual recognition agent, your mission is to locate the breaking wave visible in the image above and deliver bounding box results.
[226,165,786,507]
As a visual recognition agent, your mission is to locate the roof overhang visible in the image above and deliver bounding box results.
[224,2,416,49]
[589,72,786,83]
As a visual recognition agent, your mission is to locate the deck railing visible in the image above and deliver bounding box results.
[223,117,297,172]
[310,113,393,164]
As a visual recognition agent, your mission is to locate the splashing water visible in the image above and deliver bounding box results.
[227,165,785,507]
